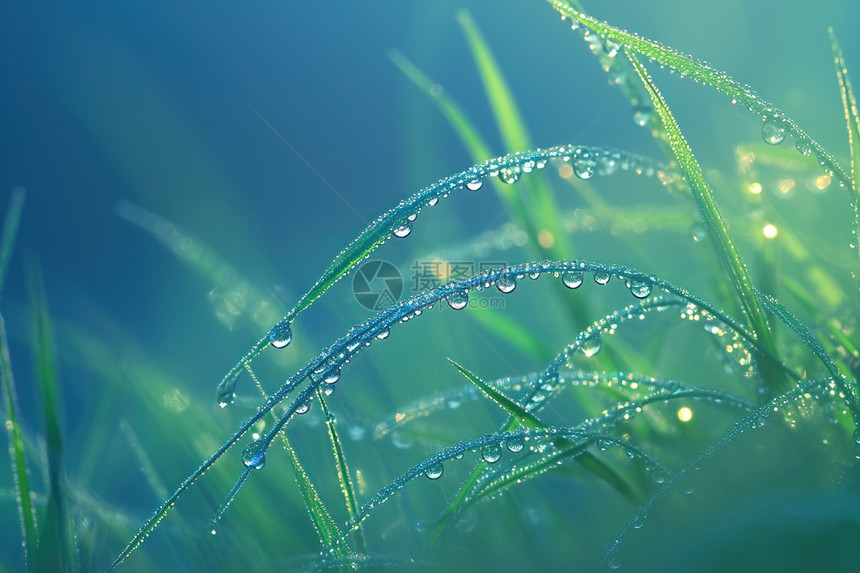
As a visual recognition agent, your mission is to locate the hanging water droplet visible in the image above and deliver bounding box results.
[242,441,266,470]
[427,197,439,207]
[521,159,536,173]
[268,322,293,349]
[496,276,517,293]
[466,178,484,191]
[447,291,469,310]
[629,280,652,299]
[323,367,341,385]
[562,271,583,289]
[506,436,525,453]
[376,328,390,340]
[632,105,652,127]
[853,427,860,445]
[393,220,412,238]
[295,401,310,415]
[581,332,602,357]
[573,155,597,179]
[481,444,502,463]
[424,462,444,480]
[762,117,787,145]
[498,167,520,184]
[593,271,611,285]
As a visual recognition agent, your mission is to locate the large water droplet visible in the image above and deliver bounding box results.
[496,276,517,293]
[498,167,520,184]
[593,271,611,285]
[581,332,602,357]
[573,156,597,179]
[242,441,266,470]
[629,280,652,299]
[561,271,583,289]
[323,367,341,385]
[424,462,444,480]
[466,178,484,191]
[393,220,413,238]
[447,291,469,310]
[268,322,293,349]
[762,117,787,145]
[481,444,502,463]
[506,436,525,453]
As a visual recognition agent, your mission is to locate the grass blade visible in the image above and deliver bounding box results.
[0,188,25,299]
[626,51,788,393]
[29,265,77,572]
[0,312,39,569]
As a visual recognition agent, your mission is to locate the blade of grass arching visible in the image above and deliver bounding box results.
[448,359,543,429]
[28,266,77,573]
[0,188,25,299]
[829,28,860,268]
[627,52,788,393]
[549,1,853,192]
[0,312,39,568]
[456,9,569,262]
[244,365,352,558]
[315,387,366,554]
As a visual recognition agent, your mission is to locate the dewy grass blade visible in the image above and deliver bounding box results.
[448,359,542,429]
[0,312,38,568]
[829,28,860,270]
[626,51,788,393]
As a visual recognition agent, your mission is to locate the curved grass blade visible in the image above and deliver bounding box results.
[626,51,788,393]
[215,144,661,399]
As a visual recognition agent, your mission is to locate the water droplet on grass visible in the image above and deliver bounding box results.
[496,276,517,293]
[242,441,266,470]
[762,117,787,145]
[506,437,525,452]
[269,322,292,348]
[593,271,611,285]
[581,333,602,357]
[562,271,583,289]
[424,462,444,480]
[393,221,412,238]
[466,178,484,191]
[573,156,597,179]
[629,281,652,299]
[481,444,502,463]
[447,291,469,310]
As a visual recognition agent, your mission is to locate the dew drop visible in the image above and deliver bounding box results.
[762,117,787,145]
[629,281,652,299]
[632,105,652,127]
[795,138,813,156]
[496,276,517,293]
[466,178,484,191]
[268,322,293,349]
[295,401,310,415]
[573,156,597,180]
[481,444,502,463]
[581,332,602,357]
[424,462,444,480]
[323,367,341,385]
[447,291,469,310]
[242,441,266,470]
[506,436,525,453]
[562,271,583,289]
[376,328,390,340]
[393,220,413,238]
[593,271,611,285]
[853,427,860,445]
[498,167,520,184]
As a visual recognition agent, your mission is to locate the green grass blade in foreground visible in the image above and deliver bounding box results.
[829,28,860,270]
[0,312,39,568]
[627,52,787,393]
[0,188,25,299]
[29,266,77,573]
[448,359,542,429]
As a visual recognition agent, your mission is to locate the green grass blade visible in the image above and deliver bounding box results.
[0,311,39,569]
[549,1,853,191]
[829,28,860,268]
[626,52,788,393]
[29,265,77,573]
[0,188,25,299]
[315,388,366,554]
[448,359,542,429]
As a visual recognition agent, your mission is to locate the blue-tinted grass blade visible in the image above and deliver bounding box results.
[0,188,25,299]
